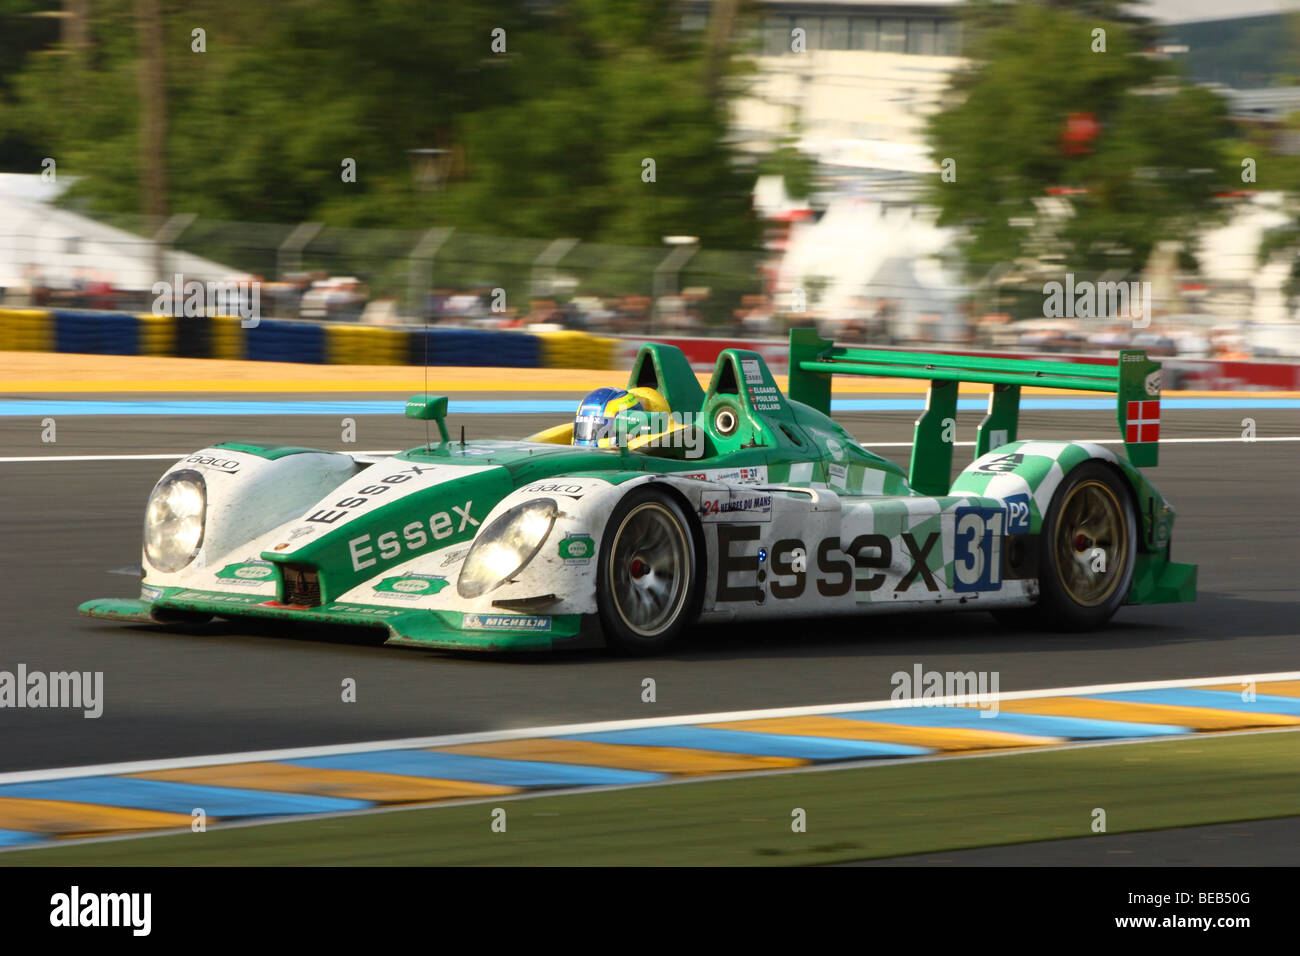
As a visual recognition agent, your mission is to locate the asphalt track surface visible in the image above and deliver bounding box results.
[0,396,1296,773]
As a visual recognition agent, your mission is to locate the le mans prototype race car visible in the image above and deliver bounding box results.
[82,329,1197,654]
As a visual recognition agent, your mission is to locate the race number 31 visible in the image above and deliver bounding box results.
[953,507,1004,592]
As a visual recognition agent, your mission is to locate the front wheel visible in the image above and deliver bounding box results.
[996,462,1137,631]
[596,488,700,655]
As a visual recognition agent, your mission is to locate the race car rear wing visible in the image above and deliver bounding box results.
[787,328,1162,496]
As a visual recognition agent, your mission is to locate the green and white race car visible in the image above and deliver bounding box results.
[81,329,1196,654]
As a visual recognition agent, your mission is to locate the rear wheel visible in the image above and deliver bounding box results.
[995,462,1136,631]
[597,488,699,655]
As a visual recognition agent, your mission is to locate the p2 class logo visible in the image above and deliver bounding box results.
[1003,494,1032,534]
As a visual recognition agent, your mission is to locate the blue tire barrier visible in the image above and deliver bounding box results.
[53,310,139,356]
[407,328,541,368]
[244,319,326,364]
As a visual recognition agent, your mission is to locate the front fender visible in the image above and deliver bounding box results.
[457,473,705,615]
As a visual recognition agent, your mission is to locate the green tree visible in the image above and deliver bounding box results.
[0,0,61,170]
[1,0,760,254]
[926,1,1236,280]
[1257,107,1300,310]
[1255,13,1300,311]
[438,1,758,250]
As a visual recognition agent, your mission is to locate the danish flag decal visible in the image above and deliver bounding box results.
[1126,400,1160,443]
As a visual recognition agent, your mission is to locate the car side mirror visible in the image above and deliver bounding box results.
[405,394,450,442]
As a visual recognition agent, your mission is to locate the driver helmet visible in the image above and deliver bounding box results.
[573,387,643,447]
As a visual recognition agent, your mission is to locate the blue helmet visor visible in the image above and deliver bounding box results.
[574,405,610,445]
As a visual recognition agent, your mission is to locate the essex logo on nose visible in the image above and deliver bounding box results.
[348,501,478,571]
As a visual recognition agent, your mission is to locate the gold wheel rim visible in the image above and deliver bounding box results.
[1054,480,1127,607]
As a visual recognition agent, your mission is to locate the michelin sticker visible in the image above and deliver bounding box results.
[463,614,552,632]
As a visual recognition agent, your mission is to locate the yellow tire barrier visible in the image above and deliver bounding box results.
[539,330,618,370]
[0,309,54,352]
[326,324,408,365]
[135,313,176,357]
[209,315,245,361]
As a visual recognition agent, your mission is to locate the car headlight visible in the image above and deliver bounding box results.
[144,470,207,573]
[457,498,558,599]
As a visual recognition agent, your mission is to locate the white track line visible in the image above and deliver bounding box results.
[857,438,1300,448]
[2,437,1298,463]
[2,670,1295,786]
[0,454,186,463]
[0,450,399,463]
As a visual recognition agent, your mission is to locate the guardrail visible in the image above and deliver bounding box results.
[1,307,1296,389]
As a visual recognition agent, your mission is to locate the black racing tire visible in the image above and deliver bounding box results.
[993,461,1137,632]
[596,487,700,655]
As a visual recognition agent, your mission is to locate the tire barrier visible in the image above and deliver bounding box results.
[407,327,542,368]
[538,330,618,370]
[135,313,176,357]
[0,307,620,369]
[53,310,139,356]
[209,315,246,361]
[326,324,410,365]
[0,307,1294,384]
[243,318,326,364]
[0,309,54,352]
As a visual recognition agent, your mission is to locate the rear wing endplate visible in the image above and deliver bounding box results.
[787,328,1162,496]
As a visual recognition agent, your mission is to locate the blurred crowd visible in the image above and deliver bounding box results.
[0,268,1284,361]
